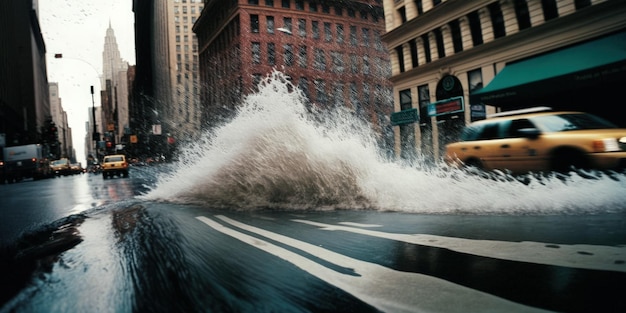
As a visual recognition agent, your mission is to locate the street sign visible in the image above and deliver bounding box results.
[427,96,464,117]
[390,108,419,126]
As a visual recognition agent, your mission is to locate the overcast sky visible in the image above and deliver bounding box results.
[38,0,135,162]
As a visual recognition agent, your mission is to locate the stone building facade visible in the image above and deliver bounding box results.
[382,0,626,161]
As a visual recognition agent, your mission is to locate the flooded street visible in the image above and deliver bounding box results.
[2,76,626,312]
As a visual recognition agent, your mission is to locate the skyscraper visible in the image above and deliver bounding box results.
[101,23,130,149]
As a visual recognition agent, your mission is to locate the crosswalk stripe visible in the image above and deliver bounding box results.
[293,219,626,273]
[196,215,551,313]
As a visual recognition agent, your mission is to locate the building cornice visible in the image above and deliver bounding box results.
[389,0,626,85]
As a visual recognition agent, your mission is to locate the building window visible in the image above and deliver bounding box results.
[313,49,326,70]
[541,0,558,20]
[395,46,405,72]
[333,82,344,107]
[514,0,531,30]
[283,17,292,33]
[398,7,407,23]
[433,28,445,58]
[331,51,344,73]
[449,20,463,53]
[575,0,591,10]
[298,77,309,99]
[251,15,259,33]
[421,34,431,63]
[267,16,275,33]
[336,24,344,44]
[362,55,370,75]
[322,4,330,13]
[468,68,483,91]
[312,21,319,39]
[350,54,358,73]
[350,82,362,116]
[361,28,370,47]
[284,44,294,66]
[400,89,412,110]
[409,40,418,68]
[309,3,317,12]
[265,0,274,7]
[415,0,424,14]
[282,0,290,9]
[468,11,483,46]
[268,43,275,65]
[298,45,307,68]
[315,79,327,105]
[324,22,332,42]
[360,10,368,20]
[252,42,261,64]
[418,84,430,123]
[488,2,506,39]
[350,26,357,46]
[295,0,304,10]
[335,6,342,16]
[253,74,263,90]
[298,19,306,37]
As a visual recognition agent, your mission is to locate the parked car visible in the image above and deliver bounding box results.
[445,107,626,174]
[50,158,72,177]
[101,154,129,179]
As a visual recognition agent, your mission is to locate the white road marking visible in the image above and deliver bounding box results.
[338,222,382,228]
[293,219,626,273]
[196,215,552,313]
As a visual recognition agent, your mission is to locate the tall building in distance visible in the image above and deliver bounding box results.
[165,0,204,144]
[100,23,131,154]
[382,0,626,160]
[193,0,393,151]
[48,83,73,160]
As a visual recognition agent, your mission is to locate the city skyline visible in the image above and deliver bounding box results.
[39,0,135,162]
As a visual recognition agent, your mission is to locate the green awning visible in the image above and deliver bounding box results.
[471,31,626,104]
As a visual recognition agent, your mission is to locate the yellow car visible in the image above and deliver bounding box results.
[101,154,129,179]
[50,158,72,176]
[445,108,626,174]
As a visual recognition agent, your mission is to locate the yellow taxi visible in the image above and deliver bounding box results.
[445,107,626,174]
[101,154,129,179]
[50,158,72,176]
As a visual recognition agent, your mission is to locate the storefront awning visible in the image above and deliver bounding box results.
[470,31,626,105]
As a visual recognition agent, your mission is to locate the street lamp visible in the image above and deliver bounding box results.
[53,53,101,163]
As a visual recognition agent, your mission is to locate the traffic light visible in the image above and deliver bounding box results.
[48,125,58,142]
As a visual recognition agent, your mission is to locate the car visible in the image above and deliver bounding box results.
[101,154,129,179]
[50,158,72,177]
[70,163,84,175]
[445,107,626,174]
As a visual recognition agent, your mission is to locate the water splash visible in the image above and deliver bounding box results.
[142,71,626,214]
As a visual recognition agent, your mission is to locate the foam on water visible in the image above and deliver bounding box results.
[142,71,626,214]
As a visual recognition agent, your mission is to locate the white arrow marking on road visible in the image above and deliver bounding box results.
[196,215,551,313]
[293,219,626,273]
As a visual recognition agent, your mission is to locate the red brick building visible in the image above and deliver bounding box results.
[194,0,393,148]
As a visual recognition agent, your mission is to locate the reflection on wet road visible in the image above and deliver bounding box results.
[2,200,625,313]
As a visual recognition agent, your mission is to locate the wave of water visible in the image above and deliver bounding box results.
[142,71,626,215]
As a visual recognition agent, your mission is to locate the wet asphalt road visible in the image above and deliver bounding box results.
[1,168,625,312]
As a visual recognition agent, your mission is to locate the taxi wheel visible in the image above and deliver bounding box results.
[464,158,483,170]
[551,148,589,173]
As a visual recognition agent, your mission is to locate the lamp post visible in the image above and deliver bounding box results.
[53,53,101,164]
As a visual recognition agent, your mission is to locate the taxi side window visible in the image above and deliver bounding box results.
[504,119,536,138]
[476,123,500,140]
